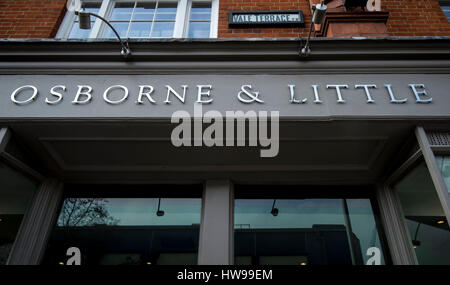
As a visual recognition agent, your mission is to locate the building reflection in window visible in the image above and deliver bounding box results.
[394,160,450,265]
[0,162,38,265]
[436,155,450,194]
[43,186,202,265]
[234,187,387,265]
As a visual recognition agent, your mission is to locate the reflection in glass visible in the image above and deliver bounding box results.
[187,3,211,38]
[188,22,210,38]
[436,156,450,194]
[394,161,450,264]
[44,195,202,265]
[111,2,134,21]
[102,1,176,38]
[152,22,175,38]
[234,195,386,265]
[0,163,37,264]
[133,3,156,21]
[128,22,152,38]
[155,3,177,21]
[105,22,130,38]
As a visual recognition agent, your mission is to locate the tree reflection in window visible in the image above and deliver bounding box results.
[57,198,119,227]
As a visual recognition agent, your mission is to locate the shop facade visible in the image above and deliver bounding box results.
[0,38,449,265]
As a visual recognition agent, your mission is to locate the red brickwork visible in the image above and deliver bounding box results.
[383,0,450,36]
[0,0,66,38]
[0,0,448,38]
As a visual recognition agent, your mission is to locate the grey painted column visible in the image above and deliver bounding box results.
[376,184,417,265]
[198,180,234,265]
[7,178,64,265]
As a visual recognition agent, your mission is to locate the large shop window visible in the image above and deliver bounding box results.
[234,186,388,265]
[393,160,450,265]
[0,162,38,265]
[57,0,218,39]
[43,185,202,265]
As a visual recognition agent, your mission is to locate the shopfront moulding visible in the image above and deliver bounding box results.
[0,38,450,75]
[377,127,450,265]
[0,127,64,265]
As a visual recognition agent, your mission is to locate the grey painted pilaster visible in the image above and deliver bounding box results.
[416,127,450,222]
[198,180,234,265]
[7,178,63,265]
[376,184,417,265]
[0,127,11,154]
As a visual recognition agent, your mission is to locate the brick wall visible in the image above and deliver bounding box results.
[0,0,448,38]
[0,0,66,38]
[383,0,450,36]
[219,0,450,38]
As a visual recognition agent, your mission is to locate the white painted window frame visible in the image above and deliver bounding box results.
[56,0,218,39]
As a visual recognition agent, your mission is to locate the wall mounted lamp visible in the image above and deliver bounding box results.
[75,10,131,58]
[270,199,279,217]
[156,198,165,217]
[300,1,327,57]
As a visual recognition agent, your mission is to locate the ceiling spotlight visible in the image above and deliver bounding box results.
[146,262,152,265]
[270,199,279,217]
[437,220,445,224]
[156,198,165,217]
[412,240,421,249]
[300,262,307,266]
[58,262,65,265]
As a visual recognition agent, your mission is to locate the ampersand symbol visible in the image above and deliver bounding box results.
[237,85,264,104]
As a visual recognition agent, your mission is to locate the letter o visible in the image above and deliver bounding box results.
[11,85,38,105]
[103,85,129,104]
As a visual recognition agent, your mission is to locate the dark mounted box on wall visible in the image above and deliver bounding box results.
[229,10,305,27]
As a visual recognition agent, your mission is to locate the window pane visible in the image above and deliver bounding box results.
[0,163,38,265]
[394,161,450,265]
[234,192,386,265]
[69,23,93,38]
[188,22,210,38]
[436,156,450,194]
[133,2,156,21]
[190,3,211,21]
[128,22,152,38]
[104,22,130,38]
[43,194,202,265]
[155,3,177,21]
[111,2,135,21]
[151,22,174,37]
[442,6,450,21]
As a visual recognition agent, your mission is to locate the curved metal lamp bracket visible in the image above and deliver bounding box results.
[75,10,131,58]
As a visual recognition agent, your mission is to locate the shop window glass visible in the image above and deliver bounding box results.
[393,161,450,265]
[43,186,202,265]
[234,188,387,265]
[0,162,38,265]
[436,155,450,194]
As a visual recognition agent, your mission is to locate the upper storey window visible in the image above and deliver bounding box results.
[57,0,218,39]
[440,1,450,21]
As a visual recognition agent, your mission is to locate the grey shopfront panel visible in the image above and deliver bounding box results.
[1,74,449,119]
